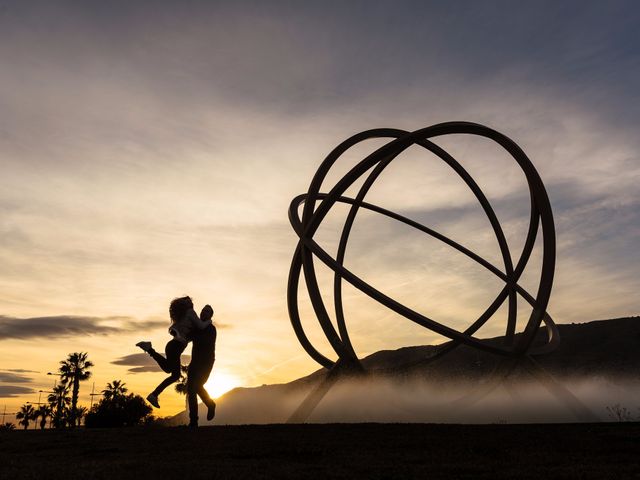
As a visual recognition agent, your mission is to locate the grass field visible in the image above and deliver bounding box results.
[1,423,639,479]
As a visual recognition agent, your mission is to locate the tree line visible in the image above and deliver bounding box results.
[3,352,153,430]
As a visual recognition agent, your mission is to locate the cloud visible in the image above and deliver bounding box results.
[0,0,637,389]
[0,315,167,341]
[0,385,35,398]
[0,371,33,383]
[112,352,191,373]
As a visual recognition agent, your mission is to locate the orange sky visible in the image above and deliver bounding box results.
[1,1,639,422]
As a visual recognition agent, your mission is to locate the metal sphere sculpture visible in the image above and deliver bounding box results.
[288,122,558,372]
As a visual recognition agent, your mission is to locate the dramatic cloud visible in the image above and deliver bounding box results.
[0,371,33,383]
[112,352,191,373]
[0,385,35,398]
[0,316,167,341]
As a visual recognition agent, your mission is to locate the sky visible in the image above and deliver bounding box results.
[1,0,639,419]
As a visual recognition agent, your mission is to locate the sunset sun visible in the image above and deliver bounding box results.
[204,372,241,399]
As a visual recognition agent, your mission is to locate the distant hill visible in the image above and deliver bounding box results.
[165,316,640,425]
[363,315,640,381]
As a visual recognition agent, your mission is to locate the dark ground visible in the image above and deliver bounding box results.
[2,423,639,479]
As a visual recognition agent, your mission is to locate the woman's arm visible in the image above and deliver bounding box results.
[187,308,212,331]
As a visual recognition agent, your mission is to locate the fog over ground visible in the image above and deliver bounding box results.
[203,375,640,425]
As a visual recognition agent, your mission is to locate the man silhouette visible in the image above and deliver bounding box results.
[185,303,217,427]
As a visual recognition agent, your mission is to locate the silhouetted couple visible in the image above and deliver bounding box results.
[136,296,217,427]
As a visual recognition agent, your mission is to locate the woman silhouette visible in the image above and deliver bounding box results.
[136,296,217,426]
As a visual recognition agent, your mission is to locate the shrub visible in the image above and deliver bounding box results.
[605,404,634,422]
[85,393,152,428]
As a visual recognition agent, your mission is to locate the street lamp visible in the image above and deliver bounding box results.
[89,382,103,409]
[47,372,62,388]
[46,376,63,428]
[1,405,17,424]
[25,401,43,429]
[33,389,54,406]
[35,390,55,429]
[27,390,53,406]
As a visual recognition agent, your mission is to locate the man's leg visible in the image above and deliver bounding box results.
[194,349,216,420]
[186,361,215,424]
[186,373,199,426]
[187,326,216,425]
[197,384,216,421]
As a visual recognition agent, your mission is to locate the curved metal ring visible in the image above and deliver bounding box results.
[287,122,556,370]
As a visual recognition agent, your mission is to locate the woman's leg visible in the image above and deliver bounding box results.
[147,339,185,374]
[149,340,186,398]
[152,371,181,397]
[148,348,171,373]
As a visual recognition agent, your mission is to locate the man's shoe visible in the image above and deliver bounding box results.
[136,341,152,353]
[207,401,216,421]
[188,421,198,428]
[146,393,160,408]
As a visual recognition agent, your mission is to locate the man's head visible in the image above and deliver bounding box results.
[169,296,194,322]
[201,304,214,322]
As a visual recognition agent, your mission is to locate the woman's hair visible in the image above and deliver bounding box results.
[169,296,194,322]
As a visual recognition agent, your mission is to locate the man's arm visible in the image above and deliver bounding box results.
[188,308,212,331]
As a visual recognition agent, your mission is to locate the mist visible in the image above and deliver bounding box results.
[179,375,640,426]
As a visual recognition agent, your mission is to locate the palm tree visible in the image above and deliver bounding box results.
[16,404,35,430]
[74,406,88,427]
[102,380,128,402]
[59,352,93,428]
[48,383,71,428]
[34,405,52,430]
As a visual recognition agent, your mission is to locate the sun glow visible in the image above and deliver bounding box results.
[204,372,241,398]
